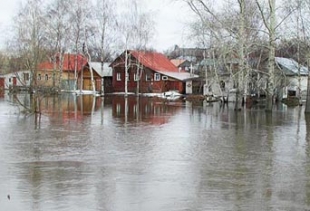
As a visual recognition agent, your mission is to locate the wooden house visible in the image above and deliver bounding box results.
[86,62,113,94]
[37,54,88,91]
[110,50,198,94]
[77,62,103,93]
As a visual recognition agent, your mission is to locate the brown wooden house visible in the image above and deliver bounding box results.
[110,50,198,94]
[85,62,113,94]
[78,63,102,92]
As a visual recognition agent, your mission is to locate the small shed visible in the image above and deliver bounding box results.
[275,57,309,100]
[88,62,113,94]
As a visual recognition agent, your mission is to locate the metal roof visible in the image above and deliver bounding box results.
[157,71,199,81]
[130,50,180,72]
[89,62,112,77]
[275,57,309,76]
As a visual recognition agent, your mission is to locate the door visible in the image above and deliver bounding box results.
[13,77,17,86]
[83,78,92,90]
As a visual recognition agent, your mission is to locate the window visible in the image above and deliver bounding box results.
[154,73,160,81]
[38,74,41,81]
[45,74,49,81]
[24,73,29,81]
[146,73,151,81]
[116,72,121,81]
[162,76,168,80]
[134,73,139,81]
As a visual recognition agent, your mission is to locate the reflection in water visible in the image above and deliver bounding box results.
[1,95,310,210]
[112,96,184,125]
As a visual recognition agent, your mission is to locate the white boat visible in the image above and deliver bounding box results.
[162,90,182,100]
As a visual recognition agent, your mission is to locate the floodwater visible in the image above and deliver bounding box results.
[1,92,310,211]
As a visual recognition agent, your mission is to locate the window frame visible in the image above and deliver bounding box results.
[145,73,151,81]
[116,72,121,81]
[154,73,161,81]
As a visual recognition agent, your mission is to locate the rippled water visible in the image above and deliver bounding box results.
[1,93,310,211]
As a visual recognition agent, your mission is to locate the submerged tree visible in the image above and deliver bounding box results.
[256,0,277,112]
[10,0,49,115]
[44,0,72,90]
[184,0,261,109]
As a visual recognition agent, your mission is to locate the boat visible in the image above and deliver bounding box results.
[162,90,182,100]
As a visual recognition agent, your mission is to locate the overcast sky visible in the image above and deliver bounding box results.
[0,0,193,52]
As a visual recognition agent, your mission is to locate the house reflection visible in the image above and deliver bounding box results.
[40,94,103,121]
[112,96,184,125]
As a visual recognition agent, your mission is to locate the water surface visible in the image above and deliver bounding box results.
[0,93,310,211]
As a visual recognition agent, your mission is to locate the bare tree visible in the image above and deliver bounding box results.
[256,0,278,112]
[67,0,92,91]
[92,0,116,95]
[44,0,72,90]
[11,0,49,114]
[184,0,261,109]
[115,0,155,96]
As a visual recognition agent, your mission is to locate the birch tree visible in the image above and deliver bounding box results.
[256,0,277,112]
[12,0,49,114]
[44,0,72,90]
[68,0,91,91]
[115,0,154,96]
[92,0,115,94]
[185,0,260,109]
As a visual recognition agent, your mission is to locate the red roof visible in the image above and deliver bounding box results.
[111,50,180,73]
[38,54,88,72]
[130,50,180,72]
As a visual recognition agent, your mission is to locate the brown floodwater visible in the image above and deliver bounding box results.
[1,93,310,211]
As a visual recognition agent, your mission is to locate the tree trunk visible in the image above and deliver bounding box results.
[125,50,129,96]
[305,69,310,113]
[265,0,276,112]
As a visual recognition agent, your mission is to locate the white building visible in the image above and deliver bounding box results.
[2,70,31,89]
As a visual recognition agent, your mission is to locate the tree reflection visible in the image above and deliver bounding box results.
[304,113,310,206]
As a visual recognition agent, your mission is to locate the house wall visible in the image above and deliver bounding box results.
[4,71,31,89]
[0,77,4,91]
[36,69,81,91]
[282,76,308,100]
[36,69,60,87]
[112,66,184,94]
[104,77,113,93]
[77,67,102,91]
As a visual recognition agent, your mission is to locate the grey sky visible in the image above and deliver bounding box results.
[0,0,192,52]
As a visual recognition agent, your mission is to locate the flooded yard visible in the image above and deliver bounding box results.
[1,92,310,210]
